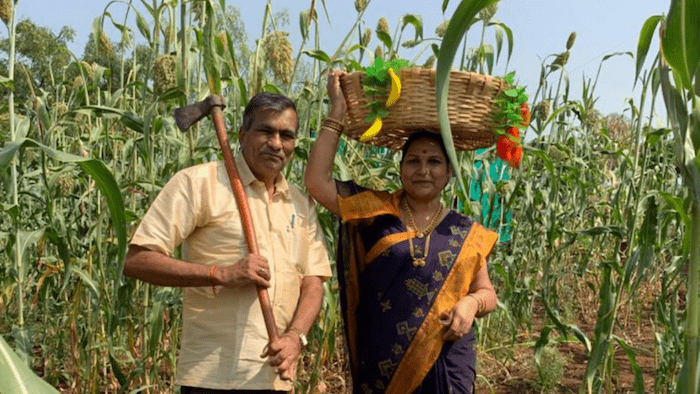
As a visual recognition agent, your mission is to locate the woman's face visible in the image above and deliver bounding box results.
[400,137,452,202]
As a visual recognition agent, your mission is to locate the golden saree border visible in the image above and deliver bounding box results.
[365,231,414,265]
[385,222,498,394]
[337,189,403,222]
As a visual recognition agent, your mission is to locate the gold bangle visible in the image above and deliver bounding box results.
[468,293,484,314]
[322,118,345,133]
[323,117,344,128]
[209,266,218,295]
[321,125,342,137]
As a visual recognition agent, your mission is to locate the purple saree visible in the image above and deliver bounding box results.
[335,181,498,394]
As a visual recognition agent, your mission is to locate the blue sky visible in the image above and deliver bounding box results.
[12,0,669,122]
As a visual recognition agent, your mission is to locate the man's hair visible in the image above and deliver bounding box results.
[400,130,450,166]
[241,92,298,132]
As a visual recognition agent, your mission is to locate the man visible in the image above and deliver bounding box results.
[124,92,331,393]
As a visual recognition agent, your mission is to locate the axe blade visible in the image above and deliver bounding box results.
[173,95,226,131]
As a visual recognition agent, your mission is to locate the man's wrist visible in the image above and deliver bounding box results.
[288,327,308,348]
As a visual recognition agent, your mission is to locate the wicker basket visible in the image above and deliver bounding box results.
[339,68,506,151]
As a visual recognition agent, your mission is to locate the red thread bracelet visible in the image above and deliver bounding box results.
[209,266,218,295]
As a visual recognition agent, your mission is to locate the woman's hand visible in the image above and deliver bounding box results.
[326,69,347,121]
[439,295,479,341]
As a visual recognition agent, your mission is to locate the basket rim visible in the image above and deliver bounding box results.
[338,68,507,151]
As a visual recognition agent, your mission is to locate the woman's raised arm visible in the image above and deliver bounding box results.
[304,70,347,216]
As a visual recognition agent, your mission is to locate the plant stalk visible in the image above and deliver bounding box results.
[688,202,700,394]
[7,0,24,337]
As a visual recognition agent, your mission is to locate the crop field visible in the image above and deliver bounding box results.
[1,0,699,393]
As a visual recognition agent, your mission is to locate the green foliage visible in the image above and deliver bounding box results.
[494,71,528,130]
[0,1,693,393]
[0,335,59,394]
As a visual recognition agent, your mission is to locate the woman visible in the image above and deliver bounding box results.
[305,70,499,394]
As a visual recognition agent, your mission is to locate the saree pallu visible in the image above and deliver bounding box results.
[335,181,498,394]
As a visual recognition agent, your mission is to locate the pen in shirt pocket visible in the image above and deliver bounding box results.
[291,214,295,229]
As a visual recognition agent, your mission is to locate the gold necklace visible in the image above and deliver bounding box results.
[402,198,443,238]
[402,198,444,267]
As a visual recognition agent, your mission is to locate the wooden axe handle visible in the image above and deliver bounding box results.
[211,105,279,344]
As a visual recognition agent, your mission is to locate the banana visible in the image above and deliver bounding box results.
[386,68,401,107]
[359,117,383,142]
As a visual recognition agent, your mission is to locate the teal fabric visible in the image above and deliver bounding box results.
[469,149,512,242]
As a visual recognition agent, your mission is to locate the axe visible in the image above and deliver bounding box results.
[174,95,280,346]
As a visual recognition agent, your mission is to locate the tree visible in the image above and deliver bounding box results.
[0,18,75,109]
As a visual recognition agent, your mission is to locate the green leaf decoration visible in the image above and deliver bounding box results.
[361,57,412,122]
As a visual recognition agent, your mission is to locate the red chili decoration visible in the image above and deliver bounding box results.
[520,103,531,127]
[497,127,522,168]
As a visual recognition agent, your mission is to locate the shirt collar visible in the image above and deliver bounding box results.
[234,153,291,199]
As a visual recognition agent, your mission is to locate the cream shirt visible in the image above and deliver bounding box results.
[130,154,331,390]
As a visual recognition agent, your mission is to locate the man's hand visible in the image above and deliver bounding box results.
[261,331,303,380]
[213,254,271,288]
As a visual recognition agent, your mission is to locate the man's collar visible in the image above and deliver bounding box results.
[234,153,291,198]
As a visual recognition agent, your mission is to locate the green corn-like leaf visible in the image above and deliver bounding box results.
[238,77,248,108]
[134,8,151,42]
[675,350,700,394]
[303,49,332,64]
[662,0,700,92]
[435,0,499,195]
[299,9,313,41]
[16,229,44,278]
[661,191,691,227]
[376,31,393,50]
[660,63,689,138]
[533,325,552,365]
[0,74,13,90]
[614,336,646,394]
[442,0,450,14]
[490,22,513,64]
[585,263,616,392]
[400,14,423,42]
[72,267,101,299]
[203,0,221,94]
[108,351,127,387]
[82,105,145,134]
[0,335,60,393]
[635,16,663,85]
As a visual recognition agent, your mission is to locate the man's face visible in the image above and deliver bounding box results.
[239,108,298,183]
